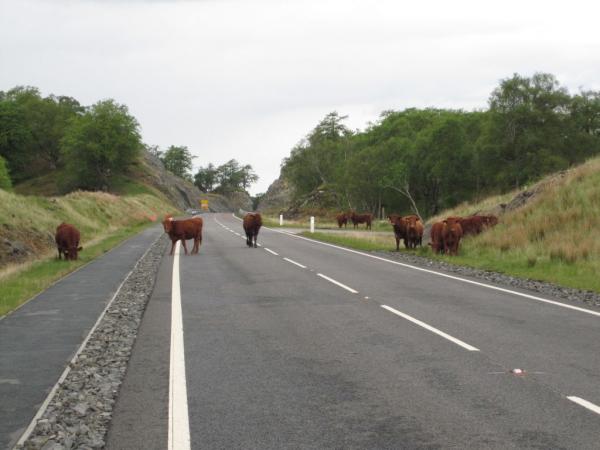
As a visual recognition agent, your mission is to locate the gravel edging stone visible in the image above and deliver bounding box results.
[17,234,168,450]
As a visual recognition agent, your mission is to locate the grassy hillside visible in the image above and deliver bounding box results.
[0,187,177,316]
[448,157,600,292]
[297,156,600,294]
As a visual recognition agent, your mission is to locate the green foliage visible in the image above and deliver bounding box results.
[161,145,195,180]
[60,100,141,191]
[194,159,258,193]
[0,155,12,190]
[280,73,600,219]
[0,87,82,182]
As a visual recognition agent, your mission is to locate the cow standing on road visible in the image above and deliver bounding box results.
[243,212,262,248]
[163,215,204,255]
[55,223,83,260]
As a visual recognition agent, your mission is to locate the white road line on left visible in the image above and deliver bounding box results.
[567,396,600,415]
[168,242,191,450]
[317,273,358,294]
[265,248,279,256]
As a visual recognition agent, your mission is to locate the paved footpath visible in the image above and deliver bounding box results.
[0,225,163,450]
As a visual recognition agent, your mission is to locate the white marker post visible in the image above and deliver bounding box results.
[279,214,283,226]
[310,216,315,233]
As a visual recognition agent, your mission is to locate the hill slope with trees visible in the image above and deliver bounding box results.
[276,72,600,218]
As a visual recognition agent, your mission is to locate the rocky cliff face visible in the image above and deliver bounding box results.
[256,176,293,213]
[138,151,236,212]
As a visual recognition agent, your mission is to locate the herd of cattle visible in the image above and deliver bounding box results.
[336,211,499,255]
[54,210,496,261]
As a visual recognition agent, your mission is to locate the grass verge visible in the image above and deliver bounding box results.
[0,221,154,317]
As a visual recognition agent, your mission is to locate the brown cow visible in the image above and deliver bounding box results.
[336,213,348,229]
[481,215,499,228]
[458,216,485,237]
[442,217,463,256]
[243,212,262,248]
[350,212,373,230]
[404,215,424,249]
[392,216,408,251]
[55,223,82,260]
[429,222,445,254]
[162,215,203,255]
[387,214,401,224]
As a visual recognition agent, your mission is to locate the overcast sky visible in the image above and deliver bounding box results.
[1,0,599,195]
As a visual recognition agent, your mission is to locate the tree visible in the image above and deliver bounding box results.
[0,155,11,190]
[61,99,141,191]
[194,163,218,192]
[161,145,195,180]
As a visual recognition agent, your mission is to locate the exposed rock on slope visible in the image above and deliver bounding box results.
[137,151,233,212]
[256,176,292,213]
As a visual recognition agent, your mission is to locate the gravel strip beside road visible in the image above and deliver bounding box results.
[377,250,600,308]
[17,234,168,450]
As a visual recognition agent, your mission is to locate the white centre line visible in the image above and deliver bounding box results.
[168,242,191,450]
[567,396,600,415]
[317,273,358,294]
[265,248,279,256]
[284,257,307,269]
[381,304,480,351]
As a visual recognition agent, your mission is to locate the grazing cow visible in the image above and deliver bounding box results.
[392,216,408,251]
[350,212,373,230]
[162,214,203,255]
[243,212,262,248]
[404,215,424,249]
[336,213,348,229]
[442,217,463,256]
[429,222,445,254]
[55,223,82,260]
[458,216,485,237]
[481,215,499,228]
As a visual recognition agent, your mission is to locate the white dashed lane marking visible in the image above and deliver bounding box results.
[381,304,479,352]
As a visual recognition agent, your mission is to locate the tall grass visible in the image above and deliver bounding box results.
[0,188,176,316]
[301,157,600,294]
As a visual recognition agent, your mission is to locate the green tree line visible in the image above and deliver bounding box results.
[281,73,600,217]
[0,86,141,191]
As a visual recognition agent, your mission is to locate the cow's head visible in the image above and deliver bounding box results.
[65,246,83,260]
[162,215,174,233]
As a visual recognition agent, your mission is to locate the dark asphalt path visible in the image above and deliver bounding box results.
[0,225,162,450]
[110,213,600,449]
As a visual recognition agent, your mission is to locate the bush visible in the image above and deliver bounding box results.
[0,155,12,190]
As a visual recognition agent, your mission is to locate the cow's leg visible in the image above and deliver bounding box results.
[169,240,176,255]
[181,239,189,255]
[253,232,258,248]
[395,235,400,251]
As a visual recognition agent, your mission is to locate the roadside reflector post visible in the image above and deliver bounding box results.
[310,216,315,233]
[279,214,283,226]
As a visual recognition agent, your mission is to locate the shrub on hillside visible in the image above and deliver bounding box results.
[0,155,12,190]
[60,100,141,192]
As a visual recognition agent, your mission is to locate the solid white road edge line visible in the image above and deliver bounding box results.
[283,257,307,269]
[168,242,191,450]
[381,304,480,351]
[228,214,600,318]
[15,233,162,447]
[265,248,279,256]
[317,273,358,294]
[567,396,600,415]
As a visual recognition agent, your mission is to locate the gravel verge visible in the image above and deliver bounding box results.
[375,249,600,308]
[17,234,168,450]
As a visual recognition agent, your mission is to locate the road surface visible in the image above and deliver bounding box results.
[106,213,600,449]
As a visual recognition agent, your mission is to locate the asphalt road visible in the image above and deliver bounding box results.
[0,226,163,450]
[107,213,600,449]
